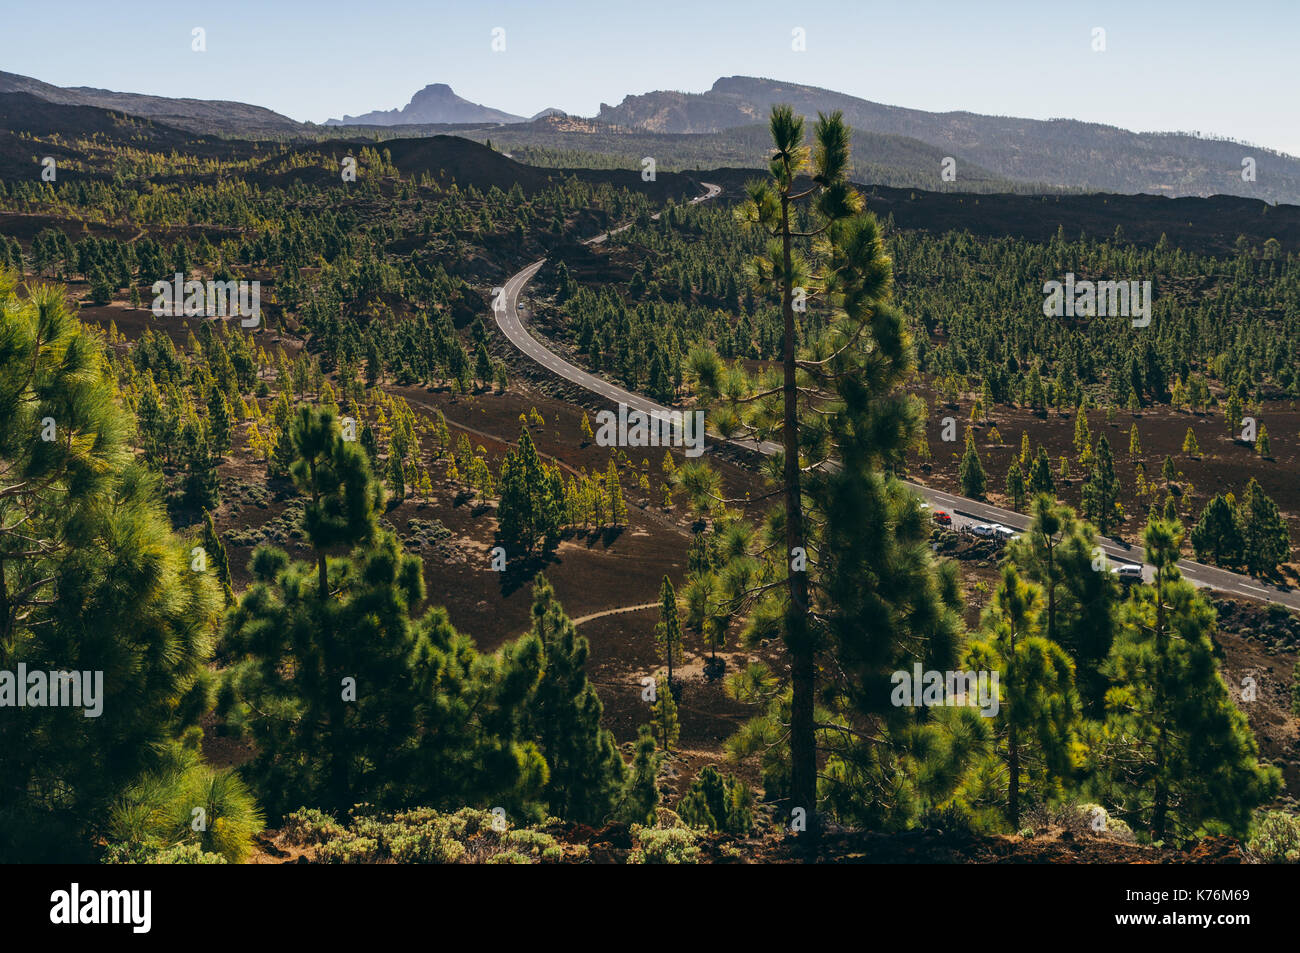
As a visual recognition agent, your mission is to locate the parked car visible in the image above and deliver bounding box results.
[933,509,952,525]
[971,524,997,538]
[992,525,1018,541]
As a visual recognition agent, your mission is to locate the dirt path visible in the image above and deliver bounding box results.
[571,601,661,626]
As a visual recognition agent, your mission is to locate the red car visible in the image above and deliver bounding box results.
[933,509,952,525]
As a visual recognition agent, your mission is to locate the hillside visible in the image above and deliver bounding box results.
[597,76,1300,204]
[455,116,1030,192]
[0,69,301,136]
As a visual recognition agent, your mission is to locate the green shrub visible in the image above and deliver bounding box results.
[1247,811,1300,863]
[628,825,701,864]
[103,841,228,864]
[281,805,561,864]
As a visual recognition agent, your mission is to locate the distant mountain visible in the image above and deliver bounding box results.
[8,67,1298,203]
[0,70,301,136]
[456,117,1025,193]
[597,76,1300,204]
[326,84,524,126]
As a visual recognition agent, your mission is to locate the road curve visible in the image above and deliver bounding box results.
[492,185,1300,613]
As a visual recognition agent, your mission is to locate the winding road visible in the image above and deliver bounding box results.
[492,183,1300,613]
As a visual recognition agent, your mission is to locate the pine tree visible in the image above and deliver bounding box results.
[677,766,754,834]
[201,508,234,604]
[1028,447,1055,496]
[289,406,384,597]
[387,451,406,501]
[1182,427,1200,456]
[606,459,627,526]
[0,277,223,861]
[650,674,680,751]
[656,576,684,688]
[225,442,547,818]
[1128,424,1141,457]
[1082,436,1122,535]
[612,727,661,825]
[959,430,987,498]
[1256,424,1270,458]
[180,416,219,511]
[360,422,378,465]
[580,412,594,445]
[269,423,295,479]
[1237,478,1290,576]
[1005,460,1026,511]
[1006,496,1119,714]
[521,576,627,823]
[1094,520,1281,840]
[497,427,559,552]
[965,565,1081,829]
[208,383,232,456]
[1226,393,1243,434]
[1072,405,1091,455]
[474,342,493,389]
[688,108,966,831]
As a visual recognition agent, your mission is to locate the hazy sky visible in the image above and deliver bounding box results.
[7,0,1298,155]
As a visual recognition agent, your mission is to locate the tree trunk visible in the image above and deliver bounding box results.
[1007,619,1020,828]
[780,193,817,836]
[1008,723,1020,828]
[1046,540,1056,644]
[1152,575,1169,839]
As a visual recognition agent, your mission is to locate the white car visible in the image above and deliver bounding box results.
[1116,564,1143,583]
[992,525,1018,541]
[971,524,997,539]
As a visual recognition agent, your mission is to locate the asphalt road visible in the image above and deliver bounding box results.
[492,184,1300,613]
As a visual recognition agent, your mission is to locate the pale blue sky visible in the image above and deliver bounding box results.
[7,0,1297,154]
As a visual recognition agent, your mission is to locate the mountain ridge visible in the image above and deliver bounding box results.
[325,83,525,126]
[5,69,1299,202]
[0,69,300,136]
[595,75,1300,203]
